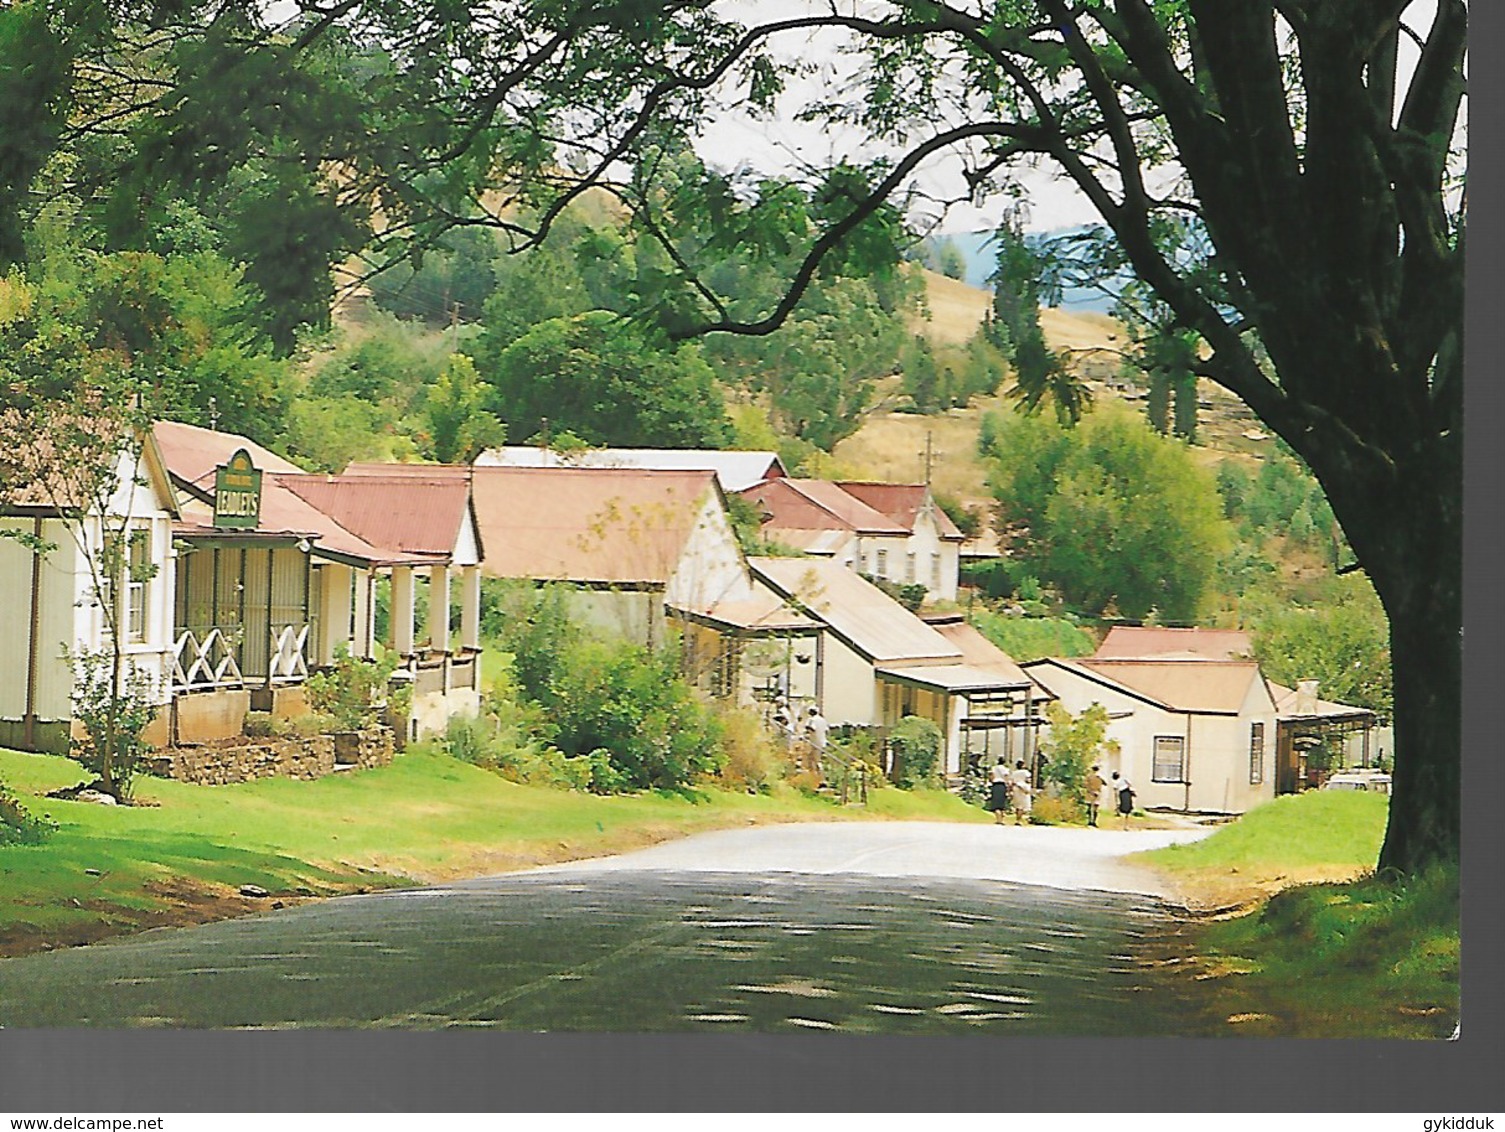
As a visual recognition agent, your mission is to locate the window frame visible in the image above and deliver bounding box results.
[125,527,151,643]
[1152,734,1186,783]
[1249,721,1265,785]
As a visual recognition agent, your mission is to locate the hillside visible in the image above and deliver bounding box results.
[842,272,1131,510]
[847,271,1281,510]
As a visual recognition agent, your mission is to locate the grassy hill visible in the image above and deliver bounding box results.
[841,271,1130,510]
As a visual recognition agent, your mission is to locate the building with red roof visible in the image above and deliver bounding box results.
[737,478,964,601]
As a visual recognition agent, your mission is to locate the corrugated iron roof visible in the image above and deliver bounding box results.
[173,483,424,567]
[876,663,1030,694]
[750,556,961,665]
[474,446,785,492]
[836,482,965,540]
[1028,657,1268,714]
[276,474,468,560]
[1095,626,1253,660]
[924,616,1033,686]
[1267,681,1377,721]
[153,419,304,497]
[739,478,908,536]
[455,466,718,585]
[679,582,822,634]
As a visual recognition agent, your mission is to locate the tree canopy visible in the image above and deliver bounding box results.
[984,404,1229,622]
[482,310,732,449]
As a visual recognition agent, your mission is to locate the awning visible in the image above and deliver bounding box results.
[671,585,821,635]
[876,663,1036,695]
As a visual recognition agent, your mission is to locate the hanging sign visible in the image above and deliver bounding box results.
[213,449,262,529]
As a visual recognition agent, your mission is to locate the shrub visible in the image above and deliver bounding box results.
[0,782,56,846]
[243,711,275,738]
[67,648,158,802]
[548,637,726,791]
[484,585,727,792]
[1030,794,1081,826]
[306,646,399,730]
[715,705,787,793]
[889,716,942,789]
[1039,701,1116,805]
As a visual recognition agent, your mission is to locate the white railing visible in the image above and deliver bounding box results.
[270,623,310,684]
[173,628,245,692]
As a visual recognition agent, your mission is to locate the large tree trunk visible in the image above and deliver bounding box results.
[1325,445,1462,875]
[1371,500,1462,875]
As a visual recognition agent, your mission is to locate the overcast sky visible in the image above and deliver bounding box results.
[260,1,1458,237]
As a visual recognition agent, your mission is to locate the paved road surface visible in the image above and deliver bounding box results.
[523,819,1208,892]
[0,822,1225,1033]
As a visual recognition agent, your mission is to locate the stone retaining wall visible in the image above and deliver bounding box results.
[146,726,394,786]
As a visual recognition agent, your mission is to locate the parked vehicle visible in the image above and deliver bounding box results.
[1324,770,1392,794]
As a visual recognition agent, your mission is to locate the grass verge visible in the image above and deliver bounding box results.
[1138,791,1458,1038]
[0,746,985,958]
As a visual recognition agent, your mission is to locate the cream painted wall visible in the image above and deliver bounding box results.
[1035,664,1277,815]
[820,632,880,726]
[666,492,758,613]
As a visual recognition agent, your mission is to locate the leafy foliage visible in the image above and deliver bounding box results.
[984,405,1230,621]
[0,781,56,846]
[421,353,504,464]
[1039,701,1117,805]
[1247,576,1393,721]
[888,716,942,789]
[481,311,732,449]
[483,584,726,792]
[967,609,1096,664]
[305,647,401,731]
[66,648,159,803]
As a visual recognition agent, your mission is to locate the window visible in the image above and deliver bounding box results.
[1152,735,1186,782]
[931,554,941,591]
[905,552,916,583]
[126,528,150,642]
[875,548,888,578]
[1249,722,1265,785]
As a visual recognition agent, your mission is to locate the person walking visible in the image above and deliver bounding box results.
[1009,759,1034,825]
[803,706,829,778]
[986,757,1011,824]
[1084,764,1106,827]
[1112,770,1136,828]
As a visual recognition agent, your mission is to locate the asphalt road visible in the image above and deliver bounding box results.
[0,822,1224,1033]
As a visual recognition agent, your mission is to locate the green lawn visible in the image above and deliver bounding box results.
[1141,789,1390,878]
[1139,790,1458,1038]
[0,746,985,955]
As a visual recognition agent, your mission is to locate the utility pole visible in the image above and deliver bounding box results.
[921,429,935,486]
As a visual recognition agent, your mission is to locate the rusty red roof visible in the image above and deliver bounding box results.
[738,478,908,536]
[152,419,304,497]
[1094,626,1253,661]
[345,465,719,585]
[276,475,470,561]
[836,482,964,540]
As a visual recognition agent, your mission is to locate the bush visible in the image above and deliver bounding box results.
[0,782,56,846]
[306,646,399,730]
[714,705,788,793]
[67,648,158,802]
[548,637,726,791]
[889,716,942,789]
[243,711,275,738]
[483,585,727,792]
[440,707,598,791]
[1029,794,1081,826]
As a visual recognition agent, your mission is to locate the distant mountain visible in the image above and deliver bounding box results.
[921,227,1125,314]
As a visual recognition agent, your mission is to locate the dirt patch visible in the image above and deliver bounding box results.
[0,878,350,960]
[1154,862,1373,915]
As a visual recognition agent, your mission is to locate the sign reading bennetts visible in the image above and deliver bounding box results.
[213,449,262,529]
